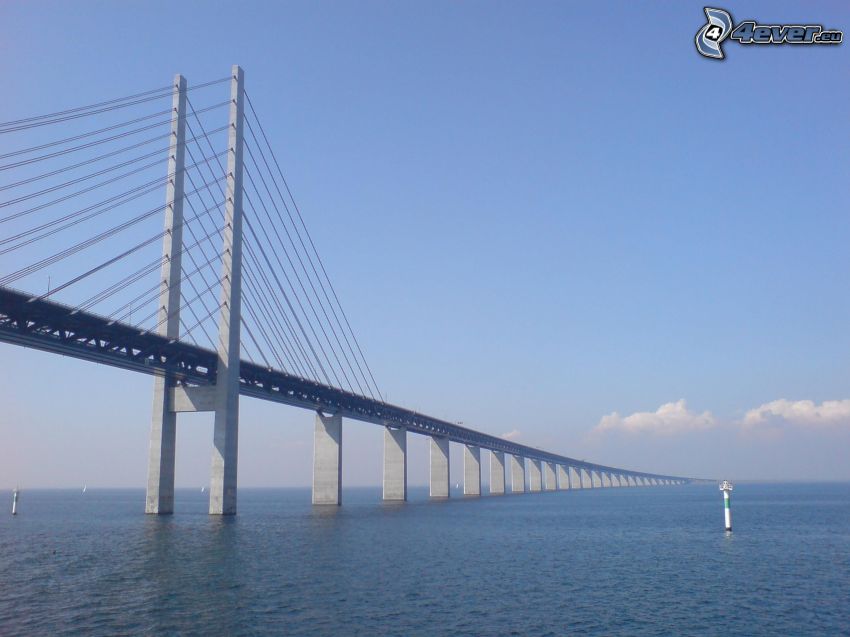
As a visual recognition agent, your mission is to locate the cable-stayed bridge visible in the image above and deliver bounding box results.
[0,66,695,515]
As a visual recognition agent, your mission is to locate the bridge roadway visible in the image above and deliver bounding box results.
[0,285,694,502]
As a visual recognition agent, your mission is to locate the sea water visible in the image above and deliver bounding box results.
[1,483,848,636]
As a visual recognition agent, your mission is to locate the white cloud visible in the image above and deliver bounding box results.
[501,429,521,440]
[593,399,715,436]
[743,399,850,428]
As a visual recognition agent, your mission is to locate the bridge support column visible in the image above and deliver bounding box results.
[557,465,569,490]
[463,445,481,496]
[313,412,342,505]
[582,468,592,488]
[209,66,246,516]
[429,436,450,498]
[544,462,556,491]
[601,472,610,488]
[383,427,406,501]
[570,466,581,488]
[146,74,187,516]
[529,459,542,492]
[510,455,525,493]
[146,381,177,514]
[490,451,505,494]
[592,470,602,488]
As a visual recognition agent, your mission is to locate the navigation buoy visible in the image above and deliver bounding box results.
[719,480,733,531]
[11,488,19,516]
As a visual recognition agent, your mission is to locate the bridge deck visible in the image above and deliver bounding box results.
[0,285,692,482]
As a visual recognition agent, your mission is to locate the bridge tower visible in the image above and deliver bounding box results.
[208,64,245,515]
[145,66,246,515]
[145,74,188,515]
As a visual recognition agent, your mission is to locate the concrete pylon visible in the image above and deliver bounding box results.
[463,445,481,496]
[544,462,557,491]
[312,412,342,505]
[569,466,581,489]
[528,459,542,492]
[383,427,406,501]
[592,470,602,488]
[510,455,525,493]
[429,436,450,497]
[209,65,245,516]
[146,73,187,516]
[490,451,506,494]
[557,465,569,490]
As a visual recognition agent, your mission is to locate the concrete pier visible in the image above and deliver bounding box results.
[544,462,557,491]
[602,472,612,488]
[570,466,581,488]
[146,377,177,514]
[490,451,505,494]
[312,412,342,505]
[528,459,542,492]
[463,445,481,496]
[382,427,407,501]
[557,465,569,490]
[592,470,602,488]
[429,436,450,498]
[510,455,525,493]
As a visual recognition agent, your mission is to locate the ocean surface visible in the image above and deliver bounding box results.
[1,482,848,636]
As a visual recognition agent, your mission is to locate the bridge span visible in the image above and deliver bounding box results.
[0,66,697,514]
[0,286,693,508]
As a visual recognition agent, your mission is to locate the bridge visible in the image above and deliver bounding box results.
[0,66,695,515]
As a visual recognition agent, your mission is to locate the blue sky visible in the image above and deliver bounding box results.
[1,1,848,488]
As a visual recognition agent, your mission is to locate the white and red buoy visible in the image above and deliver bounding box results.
[719,480,733,531]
